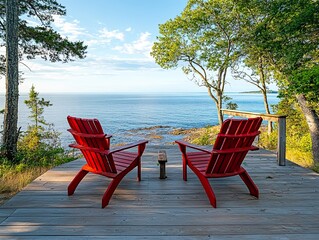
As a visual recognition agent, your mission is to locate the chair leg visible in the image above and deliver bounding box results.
[197,174,217,208]
[239,170,259,198]
[182,156,187,181]
[68,169,88,195]
[137,158,141,181]
[101,175,125,208]
[177,144,187,181]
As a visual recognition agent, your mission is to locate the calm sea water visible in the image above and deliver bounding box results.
[0,92,279,147]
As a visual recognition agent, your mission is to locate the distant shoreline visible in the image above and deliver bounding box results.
[0,91,279,95]
[240,90,278,94]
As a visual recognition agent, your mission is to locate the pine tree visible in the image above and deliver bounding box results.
[22,85,58,151]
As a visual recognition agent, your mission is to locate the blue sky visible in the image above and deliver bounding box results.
[5,0,274,93]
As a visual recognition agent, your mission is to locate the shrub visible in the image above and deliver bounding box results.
[257,97,315,170]
[1,86,76,204]
[191,126,220,145]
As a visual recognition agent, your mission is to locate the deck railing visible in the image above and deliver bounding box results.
[221,109,287,166]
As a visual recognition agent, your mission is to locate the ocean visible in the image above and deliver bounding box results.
[0,92,279,147]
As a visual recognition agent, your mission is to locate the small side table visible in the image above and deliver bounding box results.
[158,150,167,179]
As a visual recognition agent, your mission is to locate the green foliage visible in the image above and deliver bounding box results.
[277,97,314,167]
[192,128,212,145]
[257,127,278,150]
[225,102,238,110]
[1,86,75,202]
[287,148,314,168]
[237,0,319,87]
[274,96,310,137]
[290,66,319,103]
[152,0,241,74]
[257,97,314,168]
[222,95,238,110]
[250,0,319,164]
[151,0,242,124]
[16,143,73,167]
[0,0,87,75]
[24,85,52,128]
[312,163,319,173]
[15,86,75,166]
[0,159,51,204]
[191,126,220,146]
[1,0,87,162]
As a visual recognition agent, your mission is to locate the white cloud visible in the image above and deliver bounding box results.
[25,19,39,27]
[52,15,88,41]
[85,27,126,47]
[113,32,153,57]
[98,28,125,41]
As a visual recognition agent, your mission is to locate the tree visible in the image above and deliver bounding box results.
[231,1,279,133]
[22,85,57,150]
[1,0,87,161]
[151,0,241,124]
[18,85,65,165]
[24,85,52,131]
[3,0,19,161]
[233,56,273,114]
[237,0,319,163]
[232,54,274,133]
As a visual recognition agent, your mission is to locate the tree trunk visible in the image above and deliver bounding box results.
[3,0,19,161]
[261,89,273,134]
[296,94,319,164]
[207,87,223,125]
[259,59,273,134]
[217,92,223,125]
[262,92,271,114]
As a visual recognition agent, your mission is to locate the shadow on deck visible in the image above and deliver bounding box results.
[1,145,319,239]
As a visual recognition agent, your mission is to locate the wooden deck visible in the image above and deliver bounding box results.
[1,145,319,239]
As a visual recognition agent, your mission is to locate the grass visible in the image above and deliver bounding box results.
[286,148,314,168]
[0,148,77,206]
[0,164,51,205]
[257,126,316,170]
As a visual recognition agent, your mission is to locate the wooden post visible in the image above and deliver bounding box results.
[158,150,167,179]
[221,109,287,166]
[278,117,286,166]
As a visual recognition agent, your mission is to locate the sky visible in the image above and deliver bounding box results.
[2,0,275,94]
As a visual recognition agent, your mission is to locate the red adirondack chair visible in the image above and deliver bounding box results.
[67,116,148,208]
[176,117,262,208]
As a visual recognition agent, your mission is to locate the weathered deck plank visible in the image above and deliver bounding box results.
[1,146,319,239]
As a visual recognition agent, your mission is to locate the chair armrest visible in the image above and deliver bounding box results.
[175,140,211,154]
[69,143,81,150]
[109,140,148,154]
[212,146,259,154]
[217,131,260,138]
[251,145,259,151]
[69,140,148,156]
[68,129,112,139]
[69,143,110,154]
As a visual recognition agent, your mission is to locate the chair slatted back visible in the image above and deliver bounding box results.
[67,116,117,173]
[206,117,262,175]
[67,116,110,150]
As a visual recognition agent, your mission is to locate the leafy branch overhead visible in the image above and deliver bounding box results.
[0,0,87,74]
